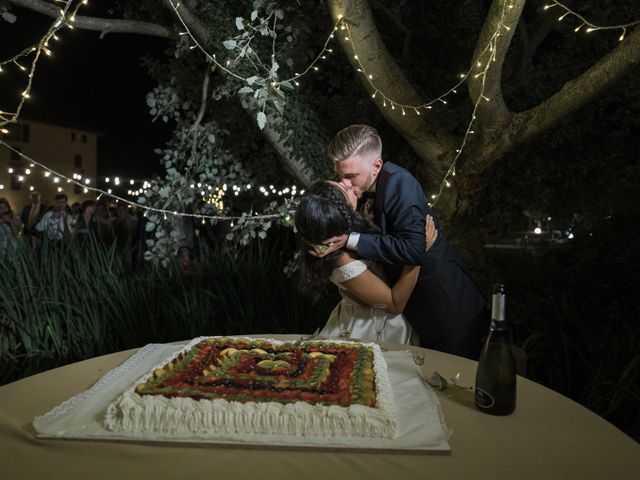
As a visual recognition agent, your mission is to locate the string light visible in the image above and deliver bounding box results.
[168,1,342,95]
[4,0,638,213]
[340,20,490,115]
[0,140,296,223]
[339,5,515,206]
[543,1,640,39]
[0,1,87,129]
[429,1,515,206]
[341,2,639,206]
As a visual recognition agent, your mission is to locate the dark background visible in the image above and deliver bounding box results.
[0,4,170,180]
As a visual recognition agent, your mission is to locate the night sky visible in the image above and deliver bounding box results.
[0,4,172,180]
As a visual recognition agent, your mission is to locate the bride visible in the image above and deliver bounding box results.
[295,180,437,345]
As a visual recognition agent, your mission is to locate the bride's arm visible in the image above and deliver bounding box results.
[335,252,419,315]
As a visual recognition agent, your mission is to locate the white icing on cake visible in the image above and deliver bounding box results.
[104,337,398,439]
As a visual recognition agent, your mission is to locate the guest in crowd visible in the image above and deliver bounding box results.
[70,202,81,222]
[75,199,97,242]
[35,193,74,243]
[95,201,114,246]
[20,191,46,250]
[113,202,138,261]
[0,197,22,250]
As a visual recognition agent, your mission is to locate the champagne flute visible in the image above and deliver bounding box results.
[338,303,355,338]
[372,303,387,343]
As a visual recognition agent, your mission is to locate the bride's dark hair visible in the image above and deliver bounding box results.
[295,181,378,303]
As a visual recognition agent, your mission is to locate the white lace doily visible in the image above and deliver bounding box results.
[33,343,172,431]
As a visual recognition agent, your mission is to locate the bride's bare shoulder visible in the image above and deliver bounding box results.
[334,251,360,267]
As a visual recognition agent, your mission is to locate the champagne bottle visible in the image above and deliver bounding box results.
[474,283,516,415]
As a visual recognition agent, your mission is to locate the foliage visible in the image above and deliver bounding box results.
[136,0,336,262]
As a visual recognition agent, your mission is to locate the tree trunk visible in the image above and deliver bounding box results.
[327,0,460,183]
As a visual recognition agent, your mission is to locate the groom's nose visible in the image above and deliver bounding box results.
[341,178,352,188]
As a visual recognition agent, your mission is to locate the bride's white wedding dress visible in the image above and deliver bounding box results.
[318,259,419,345]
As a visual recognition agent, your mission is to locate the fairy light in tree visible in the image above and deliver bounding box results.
[335,4,513,207]
[340,21,472,114]
[544,1,640,41]
[168,1,342,97]
[0,1,86,129]
[429,1,515,207]
[336,2,639,206]
[4,1,634,220]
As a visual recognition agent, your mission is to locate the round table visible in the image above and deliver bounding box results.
[1,335,637,479]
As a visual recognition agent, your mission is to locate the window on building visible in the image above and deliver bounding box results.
[71,132,76,141]
[74,154,83,168]
[74,184,82,195]
[81,134,87,143]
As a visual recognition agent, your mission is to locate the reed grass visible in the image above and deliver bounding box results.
[0,232,331,385]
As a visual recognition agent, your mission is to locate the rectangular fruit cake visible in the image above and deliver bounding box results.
[104,336,398,439]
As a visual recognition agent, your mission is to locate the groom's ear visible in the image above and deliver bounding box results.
[372,158,383,176]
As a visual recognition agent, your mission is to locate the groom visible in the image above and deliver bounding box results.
[320,124,487,359]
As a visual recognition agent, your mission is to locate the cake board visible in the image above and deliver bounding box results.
[33,341,451,454]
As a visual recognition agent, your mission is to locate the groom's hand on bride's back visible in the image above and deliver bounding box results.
[308,234,348,257]
[426,215,438,251]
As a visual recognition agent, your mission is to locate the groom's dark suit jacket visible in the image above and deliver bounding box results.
[356,162,487,358]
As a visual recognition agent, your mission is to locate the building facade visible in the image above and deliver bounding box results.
[0,119,99,212]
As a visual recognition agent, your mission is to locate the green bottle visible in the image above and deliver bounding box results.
[474,283,516,415]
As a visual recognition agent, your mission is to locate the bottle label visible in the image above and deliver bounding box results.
[475,387,495,409]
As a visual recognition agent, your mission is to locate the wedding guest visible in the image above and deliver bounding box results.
[70,201,81,222]
[113,202,138,261]
[95,201,114,246]
[75,199,97,241]
[0,197,21,250]
[35,193,74,243]
[20,191,46,249]
[175,214,196,274]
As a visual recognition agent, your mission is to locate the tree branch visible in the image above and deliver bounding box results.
[503,0,573,94]
[370,0,413,61]
[159,0,318,186]
[371,0,410,35]
[160,0,210,47]
[328,0,459,178]
[254,108,316,187]
[513,25,640,145]
[468,0,525,131]
[467,24,640,175]
[190,69,210,161]
[8,0,173,38]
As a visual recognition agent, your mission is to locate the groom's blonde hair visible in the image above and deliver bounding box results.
[327,124,382,165]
